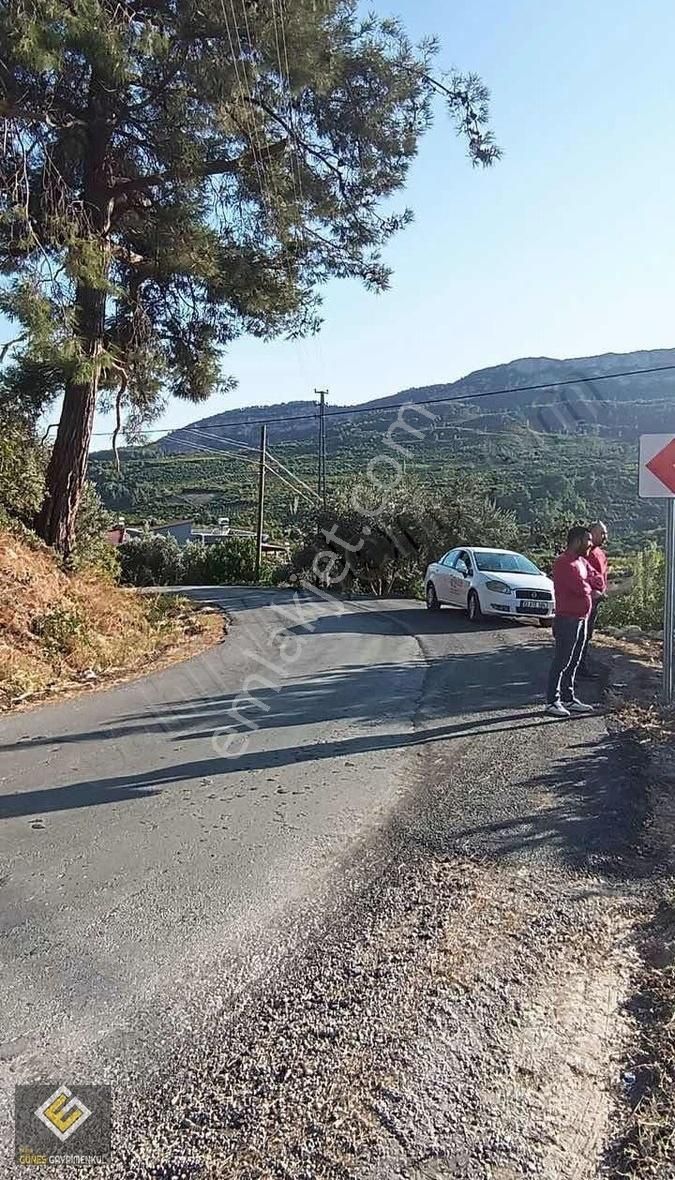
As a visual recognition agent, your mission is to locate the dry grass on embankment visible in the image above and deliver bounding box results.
[0,529,223,711]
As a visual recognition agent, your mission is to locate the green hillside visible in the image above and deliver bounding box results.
[90,348,674,547]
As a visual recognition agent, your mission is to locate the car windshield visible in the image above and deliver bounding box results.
[474,551,541,575]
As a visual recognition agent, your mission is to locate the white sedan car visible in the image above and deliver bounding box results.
[424,546,555,626]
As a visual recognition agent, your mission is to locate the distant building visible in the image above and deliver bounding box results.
[103,519,192,547]
[102,517,288,560]
[262,541,291,562]
[191,525,268,545]
[149,520,194,545]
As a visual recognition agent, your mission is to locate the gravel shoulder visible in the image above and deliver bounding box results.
[93,852,640,1180]
[589,633,675,1180]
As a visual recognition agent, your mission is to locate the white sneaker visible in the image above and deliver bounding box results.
[545,702,571,718]
[568,700,595,715]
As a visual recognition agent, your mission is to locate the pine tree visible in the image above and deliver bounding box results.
[0,0,499,554]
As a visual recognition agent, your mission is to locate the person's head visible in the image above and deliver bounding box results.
[566,526,592,557]
[589,520,608,547]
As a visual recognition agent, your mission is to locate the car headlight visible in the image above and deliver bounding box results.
[484,580,513,594]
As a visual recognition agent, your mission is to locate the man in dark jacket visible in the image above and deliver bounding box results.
[546,527,603,718]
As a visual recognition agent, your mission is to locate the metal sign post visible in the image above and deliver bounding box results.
[664,499,675,704]
[639,434,675,704]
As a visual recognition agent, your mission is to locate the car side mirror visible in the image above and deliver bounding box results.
[456,562,468,576]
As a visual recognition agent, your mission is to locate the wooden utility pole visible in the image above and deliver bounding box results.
[316,389,328,507]
[255,423,267,581]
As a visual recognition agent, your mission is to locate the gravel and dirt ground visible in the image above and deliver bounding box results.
[96,851,643,1180]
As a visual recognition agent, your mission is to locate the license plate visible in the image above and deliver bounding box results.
[519,601,548,613]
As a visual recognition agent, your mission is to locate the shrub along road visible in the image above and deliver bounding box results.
[0,589,661,1178]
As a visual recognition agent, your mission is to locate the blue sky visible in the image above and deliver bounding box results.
[13,0,675,440]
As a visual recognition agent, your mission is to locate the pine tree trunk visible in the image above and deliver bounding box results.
[34,283,105,555]
[35,74,112,557]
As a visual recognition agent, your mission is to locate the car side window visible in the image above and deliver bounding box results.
[441,551,457,567]
[454,550,473,575]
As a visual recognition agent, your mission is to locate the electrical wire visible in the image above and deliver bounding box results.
[165,429,319,504]
[270,0,304,212]
[179,426,320,501]
[86,360,675,438]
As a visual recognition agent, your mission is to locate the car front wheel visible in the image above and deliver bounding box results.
[467,590,484,623]
[426,582,441,611]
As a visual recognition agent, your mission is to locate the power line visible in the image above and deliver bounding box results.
[86,360,675,438]
[180,426,319,502]
[270,0,303,214]
[186,426,319,499]
[155,427,319,504]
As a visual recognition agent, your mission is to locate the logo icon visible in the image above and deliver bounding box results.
[15,1082,111,1165]
[34,1086,92,1143]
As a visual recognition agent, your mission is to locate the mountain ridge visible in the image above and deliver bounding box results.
[157,346,675,452]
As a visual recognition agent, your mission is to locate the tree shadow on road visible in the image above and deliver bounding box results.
[0,613,551,756]
[0,703,557,820]
[2,601,626,885]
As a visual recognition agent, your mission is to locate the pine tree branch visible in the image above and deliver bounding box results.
[110,138,289,196]
[1,93,97,130]
[244,97,350,198]
[0,334,25,363]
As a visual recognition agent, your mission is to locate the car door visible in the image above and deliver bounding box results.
[447,549,474,606]
[433,550,458,603]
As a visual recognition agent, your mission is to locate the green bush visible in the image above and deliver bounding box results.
[118,534,183,586]
[0,423,46,525]
[31,606,89,655]
[182,538,273,585]
[601,545,664,631]
[117,534,276,587]
[285,478,523,597]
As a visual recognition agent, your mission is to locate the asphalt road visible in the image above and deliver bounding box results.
[0,587,643,1155]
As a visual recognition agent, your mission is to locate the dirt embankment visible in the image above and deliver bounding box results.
[593,631,675,1180]
[0,529,223,711]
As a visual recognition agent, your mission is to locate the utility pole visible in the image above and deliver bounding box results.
[255,423,267,582]
[316,389,328,507]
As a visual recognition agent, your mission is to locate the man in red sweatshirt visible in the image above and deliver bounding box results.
[546,526,603,718]
[578,520,609,678]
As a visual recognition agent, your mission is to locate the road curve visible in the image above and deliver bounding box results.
[0,586,637,1161]
[0,588,428,1087]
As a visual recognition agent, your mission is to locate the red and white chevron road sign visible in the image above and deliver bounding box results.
[639,434,675,498]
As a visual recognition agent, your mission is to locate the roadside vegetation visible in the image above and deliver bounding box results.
[0,429,222,711]
[0,527,221,711]
[112,493,665,638]
[585,612,674,1180]
[118,533,275,588]
[602,547,665,632]
[276,475,522,597]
